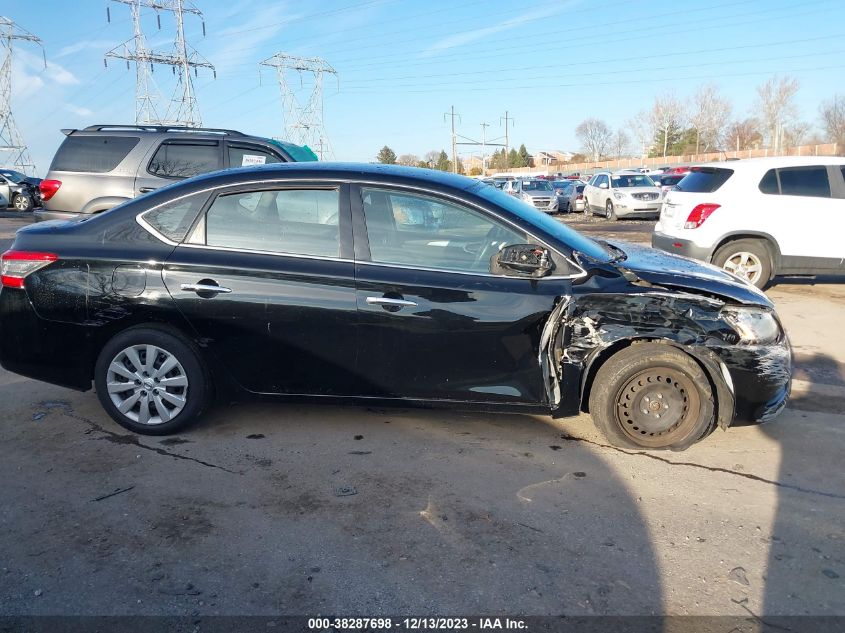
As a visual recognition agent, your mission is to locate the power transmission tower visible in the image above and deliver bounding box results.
[260,54,337,159]
[106,0,214,127]
[0,17,43,175]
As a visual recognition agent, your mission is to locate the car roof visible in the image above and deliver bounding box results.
[693,156,845,169]
[147,162,486,196]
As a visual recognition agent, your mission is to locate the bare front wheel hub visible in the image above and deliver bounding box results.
[615,367,700,447]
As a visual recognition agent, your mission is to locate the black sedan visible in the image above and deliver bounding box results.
[0,163,791,450]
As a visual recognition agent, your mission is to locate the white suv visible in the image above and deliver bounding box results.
[652,157,845,288]
[584,171,662,219]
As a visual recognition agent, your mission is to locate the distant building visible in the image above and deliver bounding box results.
[534,150,575,166]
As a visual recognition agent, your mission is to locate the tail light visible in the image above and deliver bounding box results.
[684,203,720,229]
[39,179,62,201]
[1,251,58,289]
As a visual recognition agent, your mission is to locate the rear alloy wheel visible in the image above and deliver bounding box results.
[95,327,209,435]
[589,344,715,450]
[712,239,772,289]
[605,200,616,220]
[13,194,32,212]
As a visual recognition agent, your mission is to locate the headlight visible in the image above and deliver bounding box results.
[721,307,780,344]
[612,191,626,200]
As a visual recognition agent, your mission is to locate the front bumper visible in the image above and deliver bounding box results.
[613,201,661,217]
[712,338,792,424]
[651,231,714,262]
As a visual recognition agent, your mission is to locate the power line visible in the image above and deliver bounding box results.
[338,48,845,91]
[0,16,43,175]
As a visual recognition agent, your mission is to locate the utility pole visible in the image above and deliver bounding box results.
[0,17,43,175]
[260,54,337,159]
[500,110,513,163]
[480,122,489,174]
[444,106,460,173]
[106,0,214,127]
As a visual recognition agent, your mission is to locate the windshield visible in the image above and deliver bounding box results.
[472,183,611,262]
[611,174,656,188]
[0,170,25,183]
[522,180,553,191]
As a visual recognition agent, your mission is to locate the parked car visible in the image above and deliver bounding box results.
[653,157,845,289]
[503,179,559,213]
[0,163,790,450]
[552,180,574,209]
[567,182,587,212]
[584,171,662,219]
[652,173,686,198]
[0,169,41,211]
[35,124,317,222]
[666,166,691,175]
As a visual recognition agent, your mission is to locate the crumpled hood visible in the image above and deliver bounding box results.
[609,240,773,308]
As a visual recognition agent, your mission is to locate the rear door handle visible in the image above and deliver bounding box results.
[181,283,232,295]
[139,187,158,193]
[366,297,417,308]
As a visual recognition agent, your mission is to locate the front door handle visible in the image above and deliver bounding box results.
[181,282,233,295]
[139,187,158,194]
[366,296,418,308]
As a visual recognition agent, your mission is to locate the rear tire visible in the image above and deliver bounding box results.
[712,239,772,289]
[588,344,715,451]
[94,326,210,435]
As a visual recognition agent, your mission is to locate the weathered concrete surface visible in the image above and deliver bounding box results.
[0,216,842,617]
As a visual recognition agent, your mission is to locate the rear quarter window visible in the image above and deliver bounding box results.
[50,136,140,173]
[141,192,209,242]
[675,168,733,193]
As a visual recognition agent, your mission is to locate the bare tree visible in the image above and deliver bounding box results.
[782,122,811,147]
[424,150,440,167]
[611,129,630,159]
[575,118,612,162]
[819,94,845,147]
[650,93,687,157]
[627,110,653,158]
[689,84,732,153]
[724,118,763,151]
[754,75,799,151]
[397,153,420,166]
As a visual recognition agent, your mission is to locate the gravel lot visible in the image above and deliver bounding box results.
[0,212,842,618]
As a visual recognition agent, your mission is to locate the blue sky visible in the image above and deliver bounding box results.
[5,0,845,172]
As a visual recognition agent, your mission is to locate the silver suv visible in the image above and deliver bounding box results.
[502,178,559,213]
[36,125,316,221]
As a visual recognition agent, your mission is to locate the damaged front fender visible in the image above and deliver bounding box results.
[542,289,738,430]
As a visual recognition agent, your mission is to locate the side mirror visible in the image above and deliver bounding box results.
[599,182,608,189]
[492,244,554,278]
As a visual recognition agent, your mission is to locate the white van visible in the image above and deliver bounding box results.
[652,157,845,288]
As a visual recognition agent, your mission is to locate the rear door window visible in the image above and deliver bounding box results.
[148,141,221,179]
[675,168,733,193]
[50,136,140,173]
[227,144,283,168]
[777,166,830,198]
[204,189,340,257]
